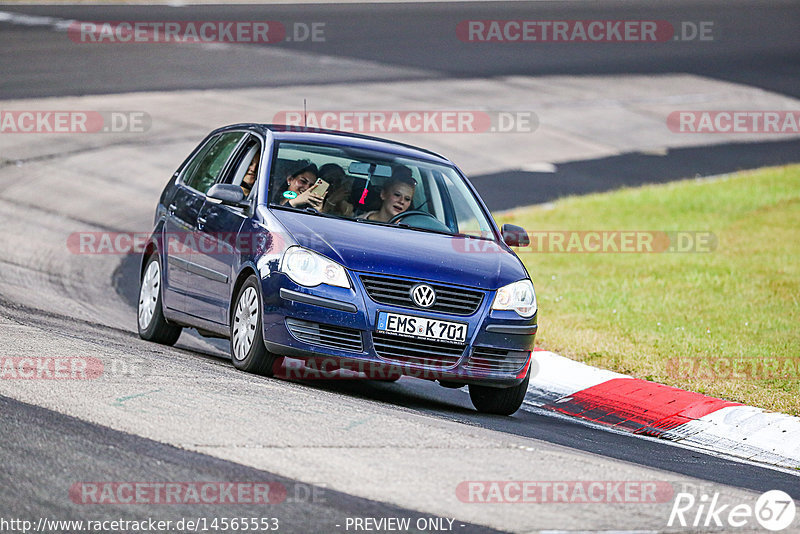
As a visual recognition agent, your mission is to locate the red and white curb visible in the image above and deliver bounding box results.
[525,349,800,470]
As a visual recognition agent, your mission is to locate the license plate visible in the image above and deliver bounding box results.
[376,311,467,344]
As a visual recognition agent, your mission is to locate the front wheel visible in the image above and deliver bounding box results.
[138,255,182,345]
[230,275,277,376]
[469,367,530,415]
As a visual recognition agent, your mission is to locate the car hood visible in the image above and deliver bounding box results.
[271,209,528,290]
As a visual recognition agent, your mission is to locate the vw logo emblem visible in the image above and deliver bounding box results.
[410,284,436,308]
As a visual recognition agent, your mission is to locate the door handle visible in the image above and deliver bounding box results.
[168,203,177,214]
[197,216,207,228]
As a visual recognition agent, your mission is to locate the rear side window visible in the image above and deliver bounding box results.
[183,132,245,194]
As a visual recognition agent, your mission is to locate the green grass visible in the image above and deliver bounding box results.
[495,164,800,415]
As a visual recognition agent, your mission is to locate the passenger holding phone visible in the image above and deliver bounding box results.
[276,160,323,210]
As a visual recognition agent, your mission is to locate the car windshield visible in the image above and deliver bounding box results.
[268,141,496,240]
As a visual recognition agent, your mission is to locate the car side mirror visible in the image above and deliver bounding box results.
[207,183,249,208]
[501,223,530,247]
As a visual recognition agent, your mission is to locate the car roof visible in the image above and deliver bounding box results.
[213,123,452,165]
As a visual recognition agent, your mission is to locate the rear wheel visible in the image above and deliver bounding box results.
[137,255,182,345]
[469,367,530,415]
[230,275,277,376]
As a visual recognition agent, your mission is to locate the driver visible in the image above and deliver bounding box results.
[362,166,415,223]
[240,149,260,197]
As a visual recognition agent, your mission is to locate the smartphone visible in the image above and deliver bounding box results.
[308,178,330,197]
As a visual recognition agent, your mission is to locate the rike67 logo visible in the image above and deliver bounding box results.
[668,490,796,531]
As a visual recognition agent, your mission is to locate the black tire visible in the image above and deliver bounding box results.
[469,367,530,415]
[137,254,182,346]
[371,375,401,382]
[230,275,277,376]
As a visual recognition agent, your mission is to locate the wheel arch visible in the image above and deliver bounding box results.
[140,240,159,281]
[229,264,260,327]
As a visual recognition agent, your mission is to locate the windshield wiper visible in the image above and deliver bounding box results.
[270,203,336,219]
[401,225,453,237]
[352,217,454,236]
[461,232,497,242]
[352,217,393,227]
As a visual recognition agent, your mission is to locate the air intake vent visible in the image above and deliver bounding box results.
[372,332,465,368]
[464,347,529,373]
[286,318,363,352]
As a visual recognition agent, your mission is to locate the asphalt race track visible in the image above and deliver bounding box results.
[1,2,799,533]
[2,1,799,98]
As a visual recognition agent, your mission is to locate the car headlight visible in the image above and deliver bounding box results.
[492,279,537,318]
[280,246,351,288]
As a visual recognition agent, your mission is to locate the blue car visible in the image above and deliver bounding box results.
[137,124,537,415]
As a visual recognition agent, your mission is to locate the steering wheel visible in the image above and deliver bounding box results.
[389,210,437,224]
[389,210,451,233]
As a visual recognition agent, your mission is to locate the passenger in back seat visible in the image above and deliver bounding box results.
[319,163,354,218]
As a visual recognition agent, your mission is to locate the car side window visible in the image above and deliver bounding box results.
[222,136,262,199]
[180,136,218,187]
[183,132,245,195]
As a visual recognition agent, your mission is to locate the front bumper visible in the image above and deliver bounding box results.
[260,271,537,386]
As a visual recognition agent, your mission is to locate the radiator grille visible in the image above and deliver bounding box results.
[359,275,483,316]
